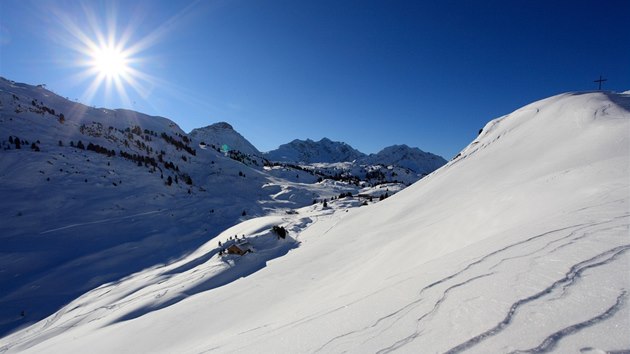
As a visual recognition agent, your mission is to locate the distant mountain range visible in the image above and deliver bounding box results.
[189,123,447,177]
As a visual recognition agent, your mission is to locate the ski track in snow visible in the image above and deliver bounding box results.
[312,223,587,352]
[308,215,629,354]
[443,244,630,354]
[488,219,627,272]
[38,210,165,234]
[372,273,495,354]
[508,291,627,354]
[446,232,630,353]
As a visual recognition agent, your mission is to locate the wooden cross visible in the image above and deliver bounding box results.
[594,75,607,90]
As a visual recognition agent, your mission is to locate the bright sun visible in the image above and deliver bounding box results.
[56,3,159,106]
[90,45,130,80]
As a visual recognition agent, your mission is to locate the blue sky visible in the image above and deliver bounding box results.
[1,0,628,158]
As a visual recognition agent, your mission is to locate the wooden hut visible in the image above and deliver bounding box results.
[226,241,252,256]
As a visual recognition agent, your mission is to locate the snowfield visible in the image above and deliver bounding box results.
[1,90,629,353]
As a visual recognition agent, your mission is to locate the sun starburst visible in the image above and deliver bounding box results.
[49,3,159,109]
[90,44,130,80]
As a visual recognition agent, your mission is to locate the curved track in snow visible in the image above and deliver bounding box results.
[310,215,630,354]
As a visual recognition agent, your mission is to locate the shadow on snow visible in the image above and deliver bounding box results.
[107,235,299,325]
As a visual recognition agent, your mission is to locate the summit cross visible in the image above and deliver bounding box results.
[594,75,607,90]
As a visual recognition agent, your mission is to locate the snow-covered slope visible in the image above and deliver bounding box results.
[0,77,369,338]
[3,91,628,353]
[264,137,366,163]
[189,122,261,157]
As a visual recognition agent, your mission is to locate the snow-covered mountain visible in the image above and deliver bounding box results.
[361,144,447,175]
[264,138,447,186]
[2,90,628,353]
[264,137,366,163]
[189,122,261,157]
[0,77,387,338]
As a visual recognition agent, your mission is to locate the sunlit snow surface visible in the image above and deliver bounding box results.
[2,91,629,353]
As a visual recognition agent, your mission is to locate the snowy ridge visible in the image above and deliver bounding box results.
[1,91,628,353]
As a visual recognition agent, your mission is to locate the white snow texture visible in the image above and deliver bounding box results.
[1,85,629,353]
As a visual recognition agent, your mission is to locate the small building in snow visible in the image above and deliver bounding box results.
[226,241,252,256]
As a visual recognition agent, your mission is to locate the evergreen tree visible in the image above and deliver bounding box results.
[272,225,287,239]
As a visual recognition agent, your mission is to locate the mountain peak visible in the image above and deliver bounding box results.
[364,144,447,174]
[264,137,365,163]
[189,122,260,156]
[194,122,234,131]
[209,122,234,130]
